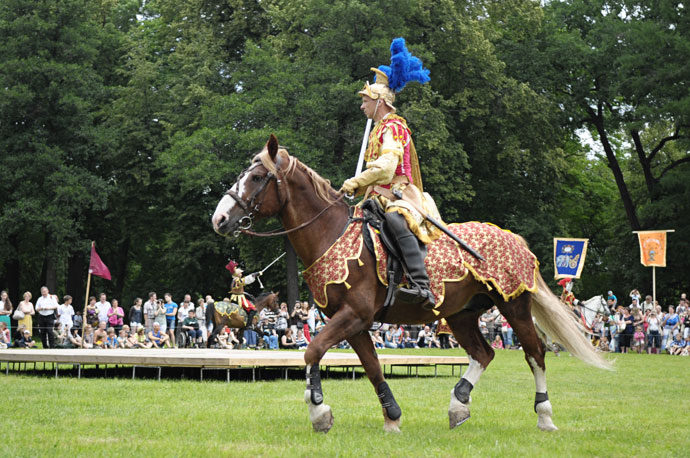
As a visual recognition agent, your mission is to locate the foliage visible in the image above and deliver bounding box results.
[1,0,689,308]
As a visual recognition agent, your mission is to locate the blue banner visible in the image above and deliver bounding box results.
[553,238,588,279]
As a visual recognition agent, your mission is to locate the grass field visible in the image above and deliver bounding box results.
[2,348,687,457]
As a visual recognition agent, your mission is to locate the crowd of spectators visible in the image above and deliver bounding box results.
[2,286,688,356]
[585,290,690,356]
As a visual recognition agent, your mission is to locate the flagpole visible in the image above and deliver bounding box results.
[81,241,94,348]
[652,266,656,308]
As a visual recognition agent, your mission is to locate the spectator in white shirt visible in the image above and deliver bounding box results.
[143,292,157,332]
[57,295,75,335]
[35,286,58,348]
[96,293,111,324]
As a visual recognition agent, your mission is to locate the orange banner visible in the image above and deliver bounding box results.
[637,231,667,267]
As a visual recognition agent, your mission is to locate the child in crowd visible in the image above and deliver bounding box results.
[53,322,67,347]
[105,328,118,349]
[117,329,129,348]
[217,327,232,349]
[668,334,685,355]
[0,322,10,349]
[491,335,504,349]
[402,330,417,348]
[82,325,94,349]
[133,325,152,349]
[295,329,308,349]
[16,329,35,348]
[598,336,609,352]
[633,326,645,354]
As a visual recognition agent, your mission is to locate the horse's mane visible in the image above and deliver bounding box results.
[254,148,340,205]
[254,291,274,301]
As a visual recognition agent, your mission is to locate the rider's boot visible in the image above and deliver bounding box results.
[246,309,257,330]
[384,211,435,309]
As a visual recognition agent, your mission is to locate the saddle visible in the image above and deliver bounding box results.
[359,199,427,321]
[215,300,248,323]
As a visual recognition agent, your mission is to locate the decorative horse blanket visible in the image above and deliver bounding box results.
[302,208,539,310]
[215,301,247,320]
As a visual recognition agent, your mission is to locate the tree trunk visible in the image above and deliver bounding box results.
[630,129,657,199]
[285,237,299,310]
[4,234,21,306]
[42,234,58,293]
[67,249,86,311]
[590,115,641,231]
[114,237,130,300]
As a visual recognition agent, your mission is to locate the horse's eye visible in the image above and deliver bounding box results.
[252,175,263,182]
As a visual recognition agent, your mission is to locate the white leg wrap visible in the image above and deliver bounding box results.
[536,400,558,431]
[528,356,557,431]
[463,356,484,387]
[305,390,333,433]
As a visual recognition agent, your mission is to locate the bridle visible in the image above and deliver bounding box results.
[225,163,283,236]
[225,159,345,238]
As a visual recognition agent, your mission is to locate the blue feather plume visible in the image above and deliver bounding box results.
[375,38,430,93]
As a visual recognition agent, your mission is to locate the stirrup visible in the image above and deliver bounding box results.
[395,286,435,308]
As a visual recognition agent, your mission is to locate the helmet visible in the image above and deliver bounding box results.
[358,68,396,111]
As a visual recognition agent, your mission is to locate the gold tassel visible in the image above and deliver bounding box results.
[357,258,364,267]
[344,281,351,289]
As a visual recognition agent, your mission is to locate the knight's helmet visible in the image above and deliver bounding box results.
[225,260,243,278]
[357,38,431,111]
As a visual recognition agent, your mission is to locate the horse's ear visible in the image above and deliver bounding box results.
[267,134,279,162]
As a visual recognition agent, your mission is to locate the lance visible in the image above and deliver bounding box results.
[355,118,373,177]
[376,186,485,262]
[252,252,286,289]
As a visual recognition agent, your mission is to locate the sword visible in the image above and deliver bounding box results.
[260,252,286,274]
[249,252,286,289]
[381,187,485,262]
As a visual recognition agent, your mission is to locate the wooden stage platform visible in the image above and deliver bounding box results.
[0,349,469,381]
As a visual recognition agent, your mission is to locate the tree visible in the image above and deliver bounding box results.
[0,0,133,304]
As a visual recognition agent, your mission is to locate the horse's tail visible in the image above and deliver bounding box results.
[531,273,613,370]
[206,302,216,348]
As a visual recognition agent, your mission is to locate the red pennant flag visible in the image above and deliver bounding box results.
[89,243,111,280]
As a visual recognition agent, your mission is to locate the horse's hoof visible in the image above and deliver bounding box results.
[536,400,558,431]
[448,389,471,429]
[537,420,558,431]
[382,410,401,433]
[310,404,334,433]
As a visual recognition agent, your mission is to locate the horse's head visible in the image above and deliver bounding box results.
[254,291,279,312]
[212,134,288,236]
[600,296,611,315]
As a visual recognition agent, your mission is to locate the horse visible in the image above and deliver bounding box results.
[575,295,610,332]
[206,291,279,348]
[211,135,611,433]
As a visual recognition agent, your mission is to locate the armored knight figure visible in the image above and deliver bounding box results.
[226,260,261,328]
[340,38,441,308]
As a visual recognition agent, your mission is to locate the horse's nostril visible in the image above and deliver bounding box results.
[213,213,227,229]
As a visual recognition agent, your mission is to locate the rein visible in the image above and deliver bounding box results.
[241,194,346,237]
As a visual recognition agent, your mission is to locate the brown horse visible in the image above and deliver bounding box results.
[206,291,279,348]
[212,135,610,433]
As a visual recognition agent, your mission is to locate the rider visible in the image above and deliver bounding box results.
[226,260,262,328]
[340,38,440,308]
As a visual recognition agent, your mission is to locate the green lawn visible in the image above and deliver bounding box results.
[2,348,687,457]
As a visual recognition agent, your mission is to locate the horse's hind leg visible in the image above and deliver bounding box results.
[498,294,557,431]
[444,297,496,429]
[347,330,402,433]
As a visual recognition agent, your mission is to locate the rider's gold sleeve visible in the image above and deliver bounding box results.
[347,151,398,189]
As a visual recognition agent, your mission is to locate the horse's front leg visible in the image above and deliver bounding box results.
[347,331,402,432]
[304,305,367,433]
